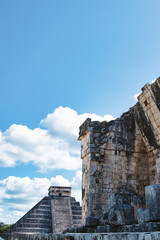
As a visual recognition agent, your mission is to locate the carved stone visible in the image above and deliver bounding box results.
[79,77,160,225]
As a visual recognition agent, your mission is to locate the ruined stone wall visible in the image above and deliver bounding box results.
[133,80,160,184]
[79,77,160,225]
[3,232,160,240]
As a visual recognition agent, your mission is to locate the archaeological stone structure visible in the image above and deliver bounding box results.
[7,186,82,234]
[4,77,160,240]
[78,77,160,226]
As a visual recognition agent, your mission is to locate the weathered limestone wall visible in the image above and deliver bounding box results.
[3,232,160,240]
[79,117,148,223]
[133,80,160,184]
[79,77,160,225]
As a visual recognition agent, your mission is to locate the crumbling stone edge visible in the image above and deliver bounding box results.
[2,232,160,240]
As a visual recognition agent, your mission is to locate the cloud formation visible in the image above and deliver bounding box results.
[0,171,82,224]
[41,106,115,137]
[0,106,115,172]
[0,106,114,224]
[0,207,4,222]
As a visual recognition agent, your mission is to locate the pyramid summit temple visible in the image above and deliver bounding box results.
[8,186,82,234]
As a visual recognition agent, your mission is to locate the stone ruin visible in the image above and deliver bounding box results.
[6,77,160,237]
[78,77,160,231]
[7,186,82,234]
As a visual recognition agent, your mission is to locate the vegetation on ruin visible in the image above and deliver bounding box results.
[0,222,13,233]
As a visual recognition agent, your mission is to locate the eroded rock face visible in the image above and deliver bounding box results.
[137,208,160,223]
[105,192,134,226]
[137,184,160,224]
[145,184,160,209]
[108,204,134,226]
[108,192,132,209]
[79,77,160,225]
[85,216,99,227]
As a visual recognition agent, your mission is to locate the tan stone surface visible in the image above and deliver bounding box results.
[79,77,160,224]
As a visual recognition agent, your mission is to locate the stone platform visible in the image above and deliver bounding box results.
[3,232,160,240]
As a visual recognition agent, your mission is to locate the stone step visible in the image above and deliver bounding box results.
[72,210,81,215]
[11,227,51,233]
[34,205,51,209]
[27,214,51,218]
[32,207,51,211]
[25,217,51,220]
[19,220,51,225]
[37,200,51,204]
[71,202,80,207]
[71,205,82,210]
[24,218,51,223]
[30,209,51,214]
[23,214,51,220]
[38,202,50,206]
[7,196,52,234]
[17,223,51,228]
[28,214,51,218]
[73,215,81,220]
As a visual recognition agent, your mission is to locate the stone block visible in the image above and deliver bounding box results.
[137,209,146,224]
[108,192,131,209]
[137,208,160,223]
[145,184,160,209]
[123,222,160,232]
[95,225,110,233]
[108,204,134,225]
[85,216,99,227]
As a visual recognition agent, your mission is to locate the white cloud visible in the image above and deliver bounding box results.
[0,106,115,172]
[5,211,24,224]
[0,124,81,172]
[71,170,82,189]
[0,107,114,223]
[0,207,4,222]
[134,93,140,101]
[41,106,115,137]
[51,175,70,186]
[103,114,115,121]
[0,171,82,224]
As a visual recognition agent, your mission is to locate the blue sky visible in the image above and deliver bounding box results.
[0,0,160,224]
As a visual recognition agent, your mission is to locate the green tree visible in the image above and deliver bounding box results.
[0,222,13,233]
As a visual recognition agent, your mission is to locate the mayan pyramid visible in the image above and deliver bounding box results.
[8,186,82,234]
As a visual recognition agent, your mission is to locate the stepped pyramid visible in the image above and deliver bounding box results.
[8,186,82,234]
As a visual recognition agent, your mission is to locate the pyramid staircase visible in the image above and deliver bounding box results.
[8,197,52,234]
[51,196,72,233]
[51,196,82,233]
[70,197,82,228]
[8,186,82,234]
